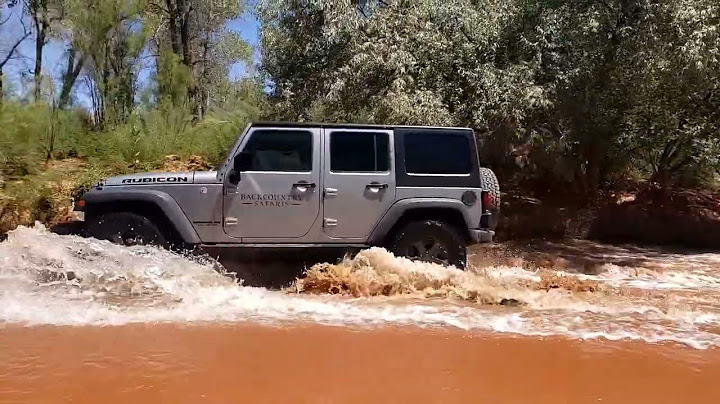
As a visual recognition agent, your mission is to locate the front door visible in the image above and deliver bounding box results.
[322,129,396,239]
[223,127,321,239]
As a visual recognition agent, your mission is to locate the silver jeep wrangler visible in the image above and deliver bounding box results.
[75,122,500,269]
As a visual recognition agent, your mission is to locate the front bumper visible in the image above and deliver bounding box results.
[469,229,495,243]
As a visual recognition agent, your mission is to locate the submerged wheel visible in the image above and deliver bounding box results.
[87,212,168,248]
[479,167,501,230]
[389,220,467,269]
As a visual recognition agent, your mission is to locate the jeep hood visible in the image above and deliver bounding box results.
[104,171,219,186]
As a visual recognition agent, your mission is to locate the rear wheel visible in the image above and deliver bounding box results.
[87,212,168,248]
[389,220,467,269]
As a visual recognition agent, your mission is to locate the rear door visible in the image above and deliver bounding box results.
[322,129,395,239]
[223,127,321,239]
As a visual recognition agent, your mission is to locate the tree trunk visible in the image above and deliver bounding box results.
[58,49,85,109]
[197,37,211,119]
[46,107,58,161]
[165,0,182,55]
[575,140,606,196]
[178,0,192,68]
[101,57,110,125]
[0,68,4,105]
[33,14,47,102]
[176,0,199,119]
[585,153,602,195]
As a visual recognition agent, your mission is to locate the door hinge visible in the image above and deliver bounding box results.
[324,218,338,228]
[225,217,238,226]
[324,188,338,197]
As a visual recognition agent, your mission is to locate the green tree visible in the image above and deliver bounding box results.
[65,0,146,126]
[523,0,720,190]
[259,0,544,124]
[259,0,720,192]
[622,0,720,187]
[24,0,66,102]
[148,0,249,119]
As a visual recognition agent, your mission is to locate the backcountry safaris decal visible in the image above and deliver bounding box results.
[239,194,304,207]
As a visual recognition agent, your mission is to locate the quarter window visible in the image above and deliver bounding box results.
[330,131,390,172]
[404,132,471,174]
[236,130,313,172]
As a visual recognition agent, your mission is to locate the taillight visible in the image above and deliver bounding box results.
[481,191,491,213]
[73,198,85,212]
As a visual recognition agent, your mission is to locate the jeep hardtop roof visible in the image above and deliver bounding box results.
[250,121,473,132]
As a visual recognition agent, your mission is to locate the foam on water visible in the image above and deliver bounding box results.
[2,224,720,349]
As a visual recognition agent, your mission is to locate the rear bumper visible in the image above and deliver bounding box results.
[469,229,495,244]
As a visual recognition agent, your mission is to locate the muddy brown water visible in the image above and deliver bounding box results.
[2,324,719,404]
[2,224,720,402]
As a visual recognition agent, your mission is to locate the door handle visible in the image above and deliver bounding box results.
[366,183,389,191]
[293,182,317,188]
[293,182,317,192]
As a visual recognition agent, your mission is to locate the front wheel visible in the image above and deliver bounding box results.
[87,212,168,248]
[388,220,467,269]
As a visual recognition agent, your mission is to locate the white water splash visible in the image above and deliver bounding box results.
[2,224,720,349]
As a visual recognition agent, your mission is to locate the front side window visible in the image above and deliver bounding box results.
[330,131,390,172]
[236,130,313,172]
[404,132,471,174]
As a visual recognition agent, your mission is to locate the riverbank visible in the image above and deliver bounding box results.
[3,154,720,250]
[1,100,719,247]
[1,323,718,404]
[0,155,211,239]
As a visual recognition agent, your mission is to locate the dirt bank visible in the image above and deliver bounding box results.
[590,187,720,249]
[498,187,720,250]
[1,324,718,404]
[0,156,212,241]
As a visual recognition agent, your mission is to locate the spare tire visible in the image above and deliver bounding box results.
[479,167,500,230]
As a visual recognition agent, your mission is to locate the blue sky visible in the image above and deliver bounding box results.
[228,14,261,80]
[1,4,260,103]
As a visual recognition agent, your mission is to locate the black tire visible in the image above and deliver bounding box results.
[389,220,467,269]
[479,167,501,230]
[87,212,168,248]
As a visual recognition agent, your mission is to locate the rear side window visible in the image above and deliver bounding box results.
[237,130,312,172]
[404,132,472,174]
[331,131,390,172]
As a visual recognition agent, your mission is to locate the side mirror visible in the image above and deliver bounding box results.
[227,154,243,185]
[228,169,241,185]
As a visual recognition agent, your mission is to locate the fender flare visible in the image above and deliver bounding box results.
[367,198,473,245]
[83,188,201,244]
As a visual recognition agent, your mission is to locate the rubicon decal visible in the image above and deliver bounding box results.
[122,177,190,184]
